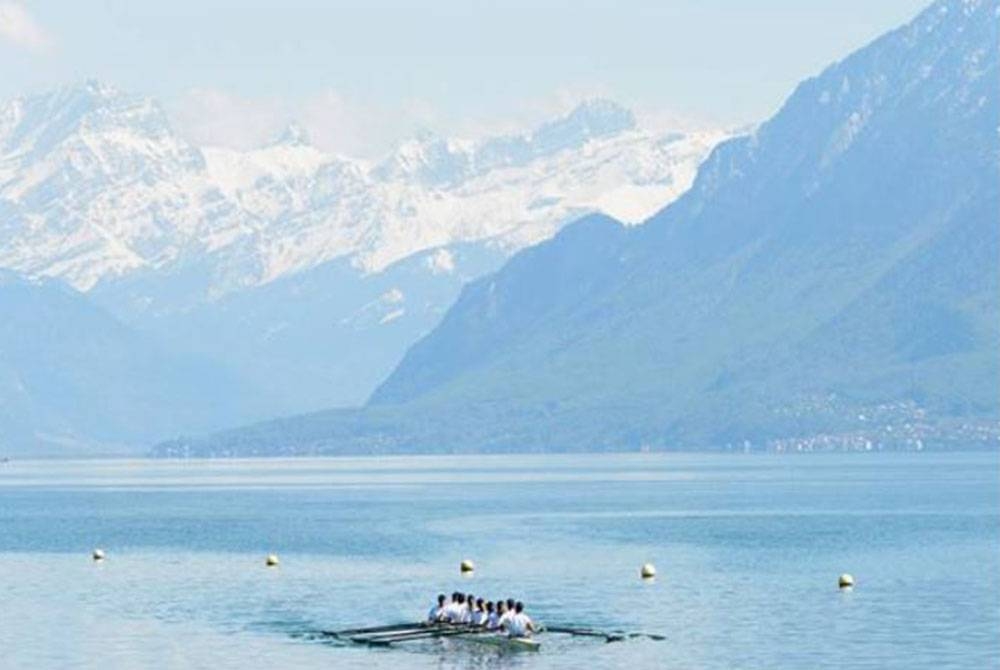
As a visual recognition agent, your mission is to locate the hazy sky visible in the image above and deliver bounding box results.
[0,0,930,156]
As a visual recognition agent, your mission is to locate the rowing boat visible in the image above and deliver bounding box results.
[331,622,542,652]
[452,631,541,652]
[330,619,660,652]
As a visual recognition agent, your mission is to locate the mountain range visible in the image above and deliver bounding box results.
[0,89,720,294]
[0,87,722,453]
[159,0,1000,456]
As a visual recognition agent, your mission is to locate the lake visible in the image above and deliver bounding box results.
[1,453,997,669]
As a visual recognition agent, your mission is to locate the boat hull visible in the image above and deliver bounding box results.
[457,633,540,652]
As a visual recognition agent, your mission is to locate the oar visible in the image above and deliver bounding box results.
[400,626,498,644]
[540,625,626,643]
[628,632,667,641]
[352,624,450,641]
[324,622,424,637]
[353,626,482,646]
[542,626,625,642]
[377,624,481,640]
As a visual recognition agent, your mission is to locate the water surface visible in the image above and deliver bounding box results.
[1,453,997,669]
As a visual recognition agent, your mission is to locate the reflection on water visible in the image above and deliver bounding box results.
[0,453,997,669]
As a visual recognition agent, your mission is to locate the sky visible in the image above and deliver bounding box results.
[0,0,930,157]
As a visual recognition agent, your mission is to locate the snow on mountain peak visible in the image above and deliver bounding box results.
[272,121,311,147]
[539,98,637,142]
[373,99,640,188]
[0,83,728,296]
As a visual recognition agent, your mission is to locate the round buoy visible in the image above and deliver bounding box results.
[92,548,105,562]
[839,573,855,589]
[460,559,475,574]
[265,554,280,567]
[640,563,656,579]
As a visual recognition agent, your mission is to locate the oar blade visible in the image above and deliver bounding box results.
[542,624,664,643]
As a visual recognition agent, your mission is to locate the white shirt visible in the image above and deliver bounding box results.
[470,609,486,625]
[505,612,533,637]
[447,602,468,624]
[486,612,500,629]
[427,604,444,622]
[441,602,462,623]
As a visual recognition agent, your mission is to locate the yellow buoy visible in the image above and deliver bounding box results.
[460,559,475,574]
[839,573,855,589]
[92,548,105,561]
[265,554,280,567]
[640,563,656,579]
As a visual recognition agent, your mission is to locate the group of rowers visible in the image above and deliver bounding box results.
[426,592,536,637]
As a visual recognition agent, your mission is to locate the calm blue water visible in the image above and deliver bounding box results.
[1,453,997,669]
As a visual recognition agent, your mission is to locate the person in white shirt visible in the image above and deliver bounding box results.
[454,593,469,623]
[484,601,499,629]
[495,600,509,630]
[427,593,447,624]
[469,598,486,625]
[497,598,515,630]
[440,592,462,623]
[502,601,536,638]
[449,593,470,624]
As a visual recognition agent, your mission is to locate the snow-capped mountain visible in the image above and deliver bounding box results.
[161,0,1000,458]
[0,82,725,297]
[0,82,727,450]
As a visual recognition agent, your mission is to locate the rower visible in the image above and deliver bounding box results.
[457,593,472,623]
[427,593,447,623]
[441,592,460,623]
[446,593,467,624]
[503,601,536,638]
[465,594,475,623]
[485,601,498,629]
[471,598,486,625]
[495,600,509,629]
[499,598,516,629]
